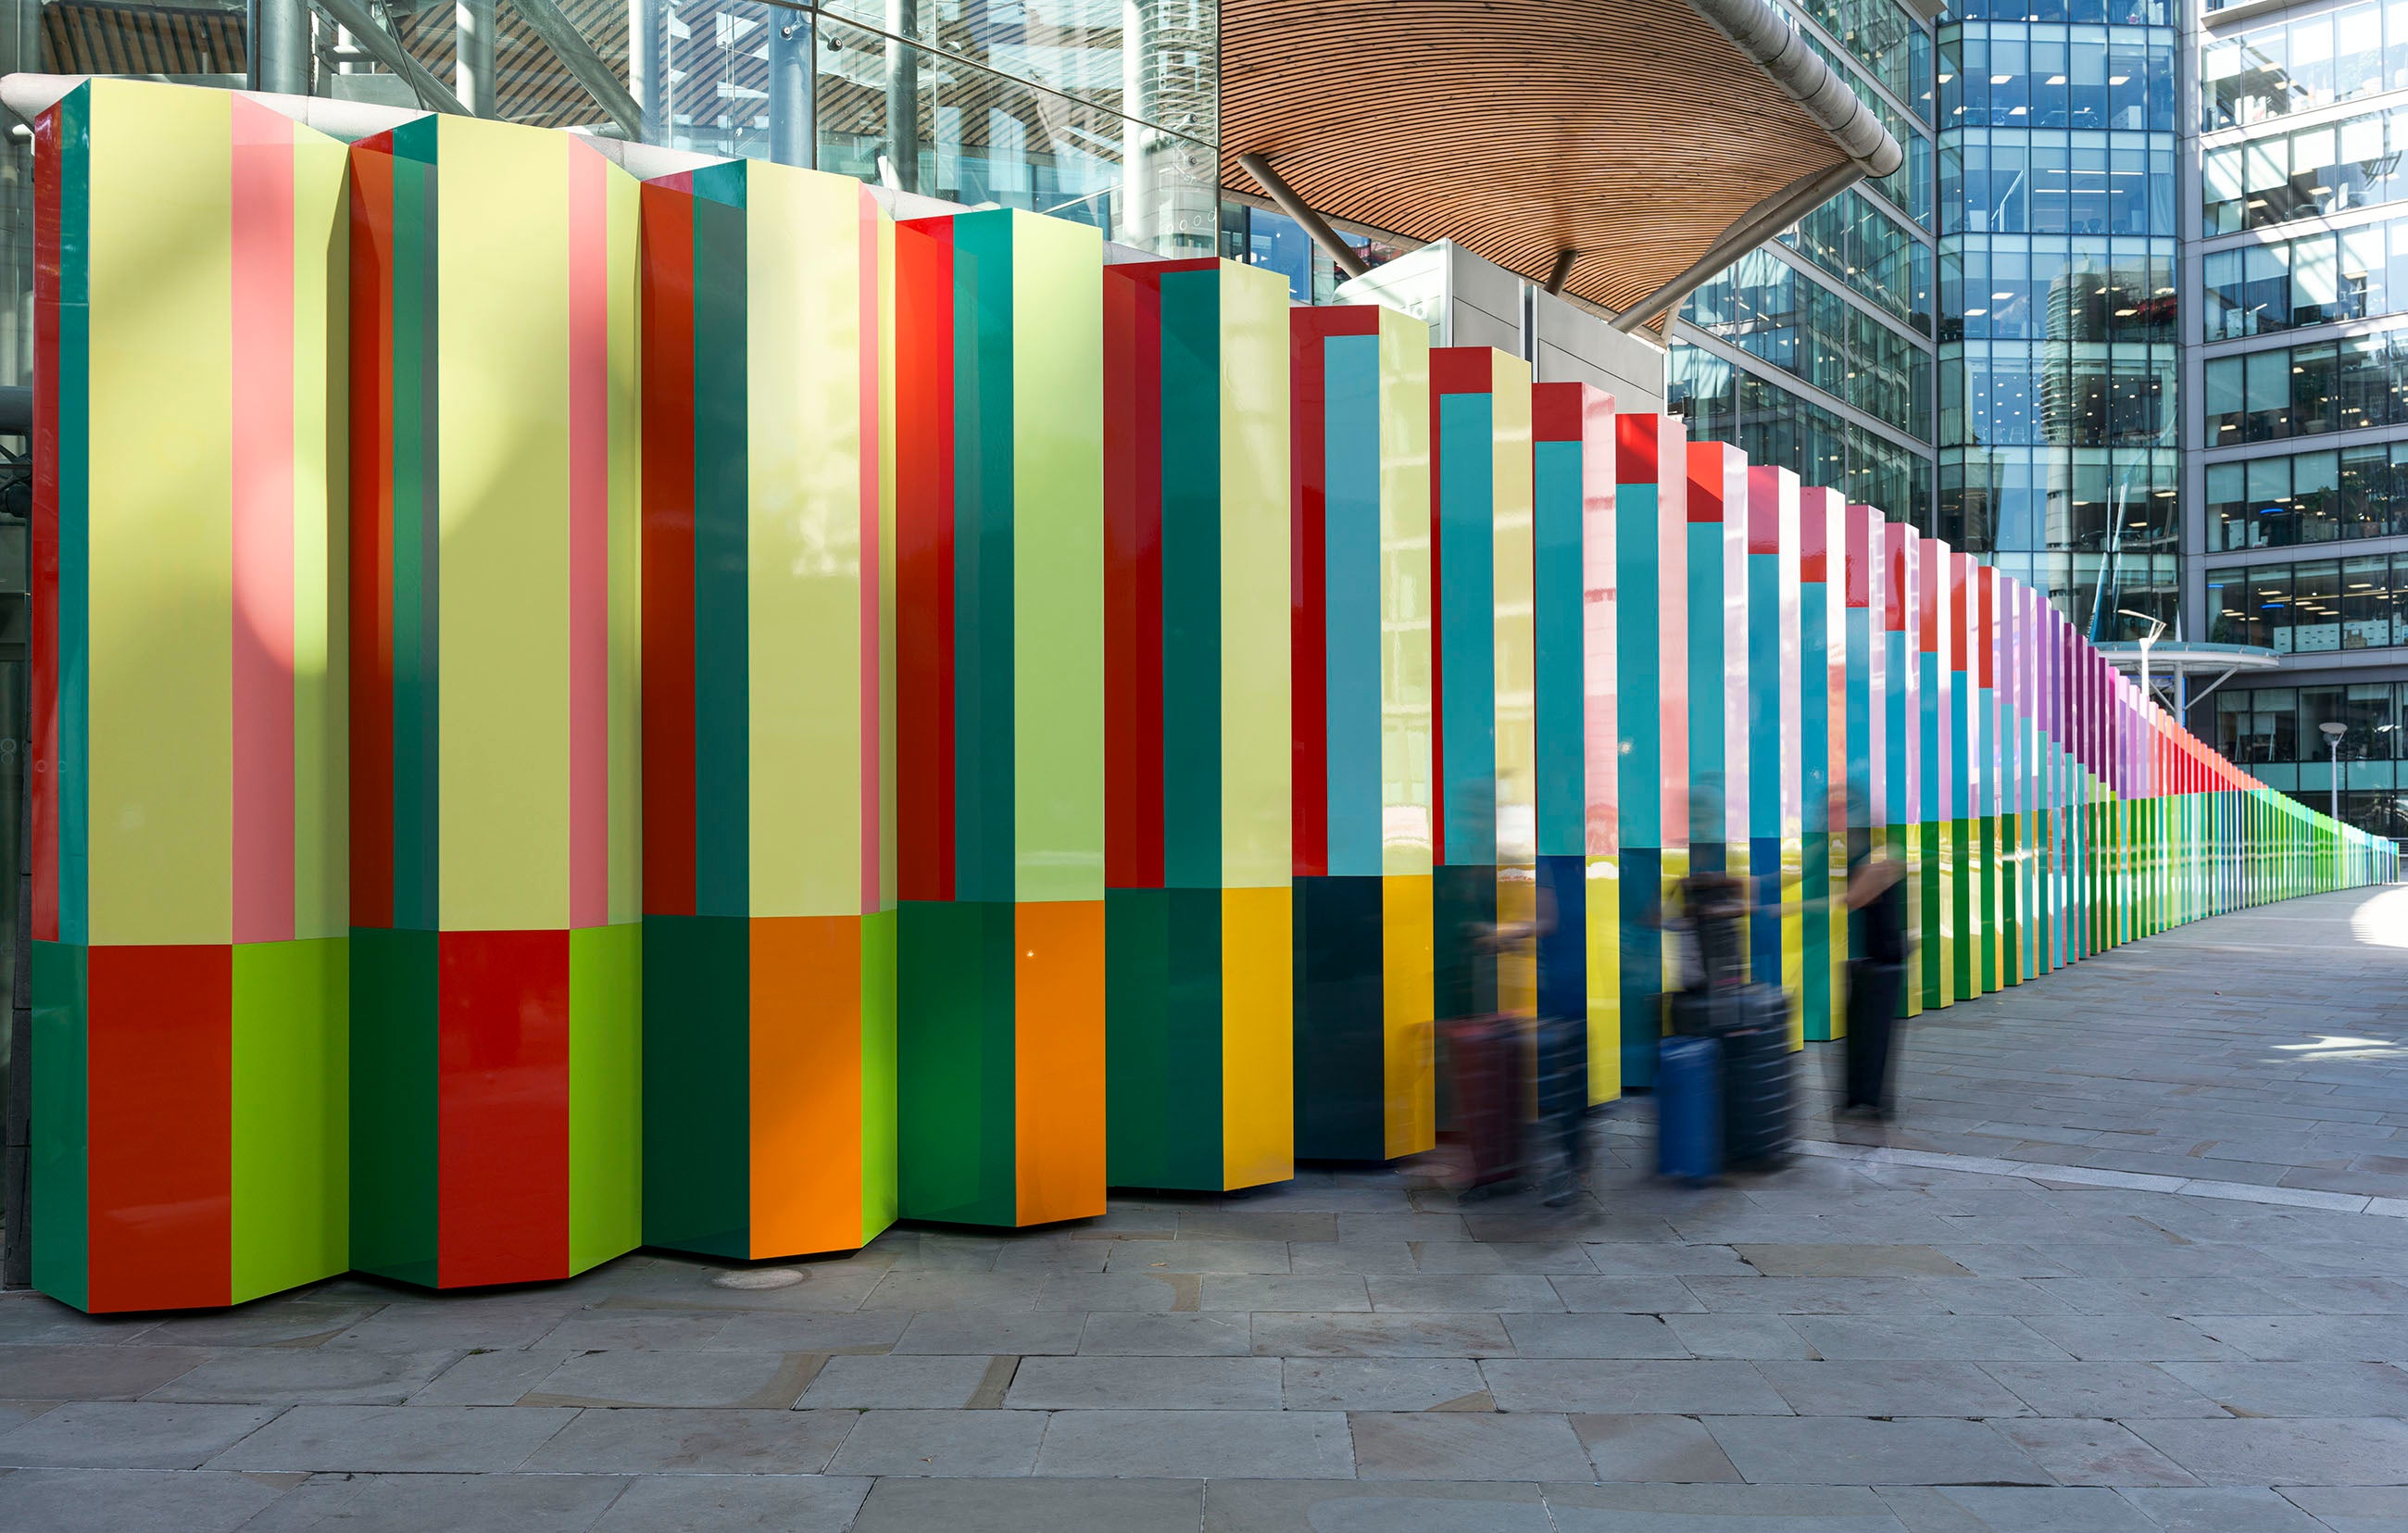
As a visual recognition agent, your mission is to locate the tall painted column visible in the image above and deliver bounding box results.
[1430,348,1535,1031]
[1533,383,1616,1102]
[893,207,1106,1228]
[348,115,645,1289]
[1917,534,1952,1012]
[636,158,898,1261]
[1684,444,1749,948]
[1841,503,1887,1021]
[1746,465,1801,1037]
[31,80,349,1313]
[1615,414,1687,1087]
[1102,256,1293,1193]
[1883,521,1923,1018]
[1974,562,2000,993]
[1289,304,1434,1161]
[1797,486,1849,1040]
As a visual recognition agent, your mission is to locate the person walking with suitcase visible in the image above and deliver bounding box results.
[1839,785,1911,1118]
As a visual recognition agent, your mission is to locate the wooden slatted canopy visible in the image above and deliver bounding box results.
[1219,0,1859,317]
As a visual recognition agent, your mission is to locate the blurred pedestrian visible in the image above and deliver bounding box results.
[1838,785,1910,1118]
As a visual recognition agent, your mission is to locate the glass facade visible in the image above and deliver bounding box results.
[2202,212,2408,340]
[2201,1,2407,128]
[2202,102,2408,233]
[2213,684,2408,836]
[1780,185,1938,332]
[1671,345,1936,525]
[1937,0,2179,647]
[2206,554,2408,651]
[2202,328,2408,446]
[2209,442,2408,550]
[1682,248,1934,440]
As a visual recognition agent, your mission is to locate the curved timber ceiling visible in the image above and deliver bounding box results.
[1219,0,1860,317]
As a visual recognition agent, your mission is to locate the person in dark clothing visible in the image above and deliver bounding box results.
[1839,785,1911,1117]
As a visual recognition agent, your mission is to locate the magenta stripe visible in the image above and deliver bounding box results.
[567,143,608,927]
[231,96,295,944]
[857,185,881,913]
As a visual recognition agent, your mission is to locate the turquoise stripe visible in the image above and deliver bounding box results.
[1845,608,1870,815]
[1159,268,1220,889]
[1322,333,1381,879]
[692,191,750,916]
[1687,521,1723,848]
[1615,484,1660,850]
[56,88,88,946]
[1436,392,1495,868]
[1921,651,1941,824]
[1531,441,1583,859]
[1884,630,1910,833]
[1747,551,1780,841]
[955,211,1015,904]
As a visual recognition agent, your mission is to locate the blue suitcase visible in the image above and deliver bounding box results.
[1656,1036,1723,1181]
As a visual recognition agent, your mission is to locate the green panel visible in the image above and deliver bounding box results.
[897,898,1017,1225]
[348,926,436,1287]
[569,921,643,1274]
[230,936,348,1303]
[640,913,749,1257]
[1106,886,1170,1187]
[859,909,899,1246]
[31,941,90,1312]
[1158,268,1222,889]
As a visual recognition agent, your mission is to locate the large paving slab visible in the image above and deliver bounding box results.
[0,886,2404,1527]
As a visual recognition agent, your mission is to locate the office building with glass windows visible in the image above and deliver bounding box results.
[2193,0,2408,838]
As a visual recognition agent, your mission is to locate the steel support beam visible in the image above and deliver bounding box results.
[1544,248,1576,295]
[768,6,813,169]
[508,0,644,136]
[255,0,311,94]
[308,0,470,115]
[628,0,661,141]
[1612,159,1860,333]
[1235,152,1366,281]
[456,0,495,115]
[884,0,920,191]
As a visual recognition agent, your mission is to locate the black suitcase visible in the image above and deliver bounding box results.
[1442,1013,1528,1193]
[1717,984,1793,1166]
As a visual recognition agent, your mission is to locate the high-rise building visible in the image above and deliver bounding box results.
[1669,0,1944,534]
[2189,0,2408,840]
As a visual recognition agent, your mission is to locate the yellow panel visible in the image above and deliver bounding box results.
[1376,308,1433,879]
[1217,260,1292,892]
[437,117,571,932]
[1490,354,1536,874]
[292,125,349,943]
[87,80,234,946]
[606,157,644,925]
[748,163,869,918]
[1381,872,1436,1158]
[1219,884,1294,1187]
[1585,855,1620,1101]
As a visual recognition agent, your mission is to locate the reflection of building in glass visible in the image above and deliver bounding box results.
[2188,0,2408,840]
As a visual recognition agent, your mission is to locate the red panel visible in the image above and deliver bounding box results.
[1745,465,1784,555]
[347,145,395,930]
[1977,565,1995,688]
[1884,521,1912,635]
[1798,487,1834,584]
[86,945,232,1311]
[437,928,571,1287]
[1289,310,1330,878]
[1532,380,1608,442]
[1685,441,1737,524]
[639,182,697,916]
[895,220,957,903]
[1103,265,1165,889]
[30,105,58,943]
[1430,346,1492,397]
[1614,411,1660,486]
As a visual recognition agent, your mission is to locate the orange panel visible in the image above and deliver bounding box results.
[749,913,863,1256]
[1013,898,1107,1225]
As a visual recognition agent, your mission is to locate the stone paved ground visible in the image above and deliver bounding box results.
[6,886,2408,1532]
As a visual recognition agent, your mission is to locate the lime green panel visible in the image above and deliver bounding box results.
[569,921,642,1272]
[231,936,348,1302]
[859,908,899,1245]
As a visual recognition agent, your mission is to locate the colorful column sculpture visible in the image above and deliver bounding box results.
[1430,349,1536,1031]
[1102,256,1293,1193]
[31,81,348,1313]
[1685,443,1750,945]
[1289,304,1434,1161]
[1797,487,1849,1039]
[1532,383,1616,1102]
[1956,553,1985,998]
[348,115,644,1289]
[637,158,898,1260]
[1746,466,1802,1034]
[1616,414,1687,1087]
[1918,534,1952,1012]
[1883,521,1923,1017]
[894,207,1106,1227]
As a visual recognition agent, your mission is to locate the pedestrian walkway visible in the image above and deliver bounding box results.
[4,887,2407,1531]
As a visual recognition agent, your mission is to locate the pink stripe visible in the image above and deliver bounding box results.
[230,96,295,944]
[567,144,608,928]
[857,187,881,913]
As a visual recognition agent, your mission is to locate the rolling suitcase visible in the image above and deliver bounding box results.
[1719,984,1793,1167]
[1656,1036,1723,1181]
[1443,1013,1528,1194]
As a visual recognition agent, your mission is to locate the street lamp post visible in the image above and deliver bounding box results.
[2321,720,2348,824]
